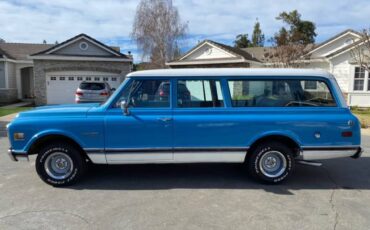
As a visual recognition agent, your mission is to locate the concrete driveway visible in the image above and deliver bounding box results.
[0,135,369,230]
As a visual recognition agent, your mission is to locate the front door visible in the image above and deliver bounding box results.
[105,79,173,163]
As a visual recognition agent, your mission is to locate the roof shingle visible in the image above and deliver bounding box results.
[0,43,54,60]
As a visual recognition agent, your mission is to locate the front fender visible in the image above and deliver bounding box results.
[22,129,86,153]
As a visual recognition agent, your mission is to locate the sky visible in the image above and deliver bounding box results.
[1,0,370,62]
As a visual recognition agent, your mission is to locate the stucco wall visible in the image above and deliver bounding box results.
[33,60,131,105]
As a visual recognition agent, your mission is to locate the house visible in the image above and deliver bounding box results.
[167,29,369,107]
[0,34,132,105]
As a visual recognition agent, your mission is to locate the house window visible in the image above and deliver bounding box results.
[59,77,65,81]
[86,77,91,81]
[103,77,109,81]
[304,81,317,90]
[50,77,56,80]
[354,67,365,91]
[94,77,100,81]
[111,77,117,81]
[68,77,74,81]
[77,77,83,81]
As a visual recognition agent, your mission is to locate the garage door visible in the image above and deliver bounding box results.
[46,74,122,104]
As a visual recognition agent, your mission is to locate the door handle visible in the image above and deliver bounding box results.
[157,117,172,122]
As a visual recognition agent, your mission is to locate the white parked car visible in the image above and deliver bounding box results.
[75,82,113,103]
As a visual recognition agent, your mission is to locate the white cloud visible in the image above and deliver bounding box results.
[1,0,370,62]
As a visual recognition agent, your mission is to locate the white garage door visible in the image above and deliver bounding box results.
[46,74,122,104]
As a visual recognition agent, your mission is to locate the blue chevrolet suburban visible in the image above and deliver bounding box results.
[7,68,362,186]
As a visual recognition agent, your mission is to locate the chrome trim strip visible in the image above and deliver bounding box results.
[301,149,359,160]
[86,153,107,164]
[84,148,105,154]
[174,147,248,152]
[106,151,173,163]
[105,148,172,153]
[174,151,246,163]
[91,147,249,153]
[301,145,360,150]
[85,147,250,164]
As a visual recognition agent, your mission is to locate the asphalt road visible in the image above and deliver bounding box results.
[0,136,369,230]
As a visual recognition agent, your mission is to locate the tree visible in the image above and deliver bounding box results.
[173,41,182,59]
[251,20,264,47]
[350,29,370,73]
[0,38,5,43]
[43,40,47,44]
[131,0,187,69]
[234,34,250,48]
[269,10,317,67]
[275,10,316,45]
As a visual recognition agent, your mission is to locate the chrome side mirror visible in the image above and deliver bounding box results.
[120,100,130,116]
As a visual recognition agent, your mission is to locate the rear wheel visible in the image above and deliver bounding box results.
[247,141,294,183]
[35,142,87,186]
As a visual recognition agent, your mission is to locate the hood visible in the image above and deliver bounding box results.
[16,103,100,118]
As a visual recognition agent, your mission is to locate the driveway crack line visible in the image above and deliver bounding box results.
[322,166,339,230]
[0,209,90,225]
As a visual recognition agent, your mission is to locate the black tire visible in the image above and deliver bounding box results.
[35,142,87,186]
[247,141,294,184]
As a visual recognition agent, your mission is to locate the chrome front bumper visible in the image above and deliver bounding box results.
[8,148,29,162]
[300,146,363,161]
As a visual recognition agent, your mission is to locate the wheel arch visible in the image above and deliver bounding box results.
[27,133,89,160]
[247,133,301,160]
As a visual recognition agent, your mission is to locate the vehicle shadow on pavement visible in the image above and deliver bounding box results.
[66,157,370,194]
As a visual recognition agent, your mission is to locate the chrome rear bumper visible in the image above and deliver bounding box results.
[8,148,29,162]
[300,146,362,161]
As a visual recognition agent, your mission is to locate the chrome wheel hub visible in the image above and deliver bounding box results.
[44,152,74,180]
[259,151,287,178]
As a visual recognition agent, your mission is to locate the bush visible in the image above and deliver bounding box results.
[360,118,368,129]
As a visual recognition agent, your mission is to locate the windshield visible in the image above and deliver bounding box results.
[101,78,131,107]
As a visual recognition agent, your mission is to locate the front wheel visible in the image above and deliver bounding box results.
[35,142,87,186]
[247,142,294,184]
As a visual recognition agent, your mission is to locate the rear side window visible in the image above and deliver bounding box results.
[177,80,224,108]
[79,82,105,90]
[228,79,336,107]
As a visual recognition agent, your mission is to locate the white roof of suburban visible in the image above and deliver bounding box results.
[127,68,333,78]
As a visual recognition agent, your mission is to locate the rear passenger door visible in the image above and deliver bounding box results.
[172,78,246,163]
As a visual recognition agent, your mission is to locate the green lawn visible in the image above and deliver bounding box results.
[0,107,33,117]
[351,107,370,128]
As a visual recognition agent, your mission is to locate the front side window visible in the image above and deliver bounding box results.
[116,79,170,108]
[354,67,365,91]
[177,80,224,108]
[228,79,336,107]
